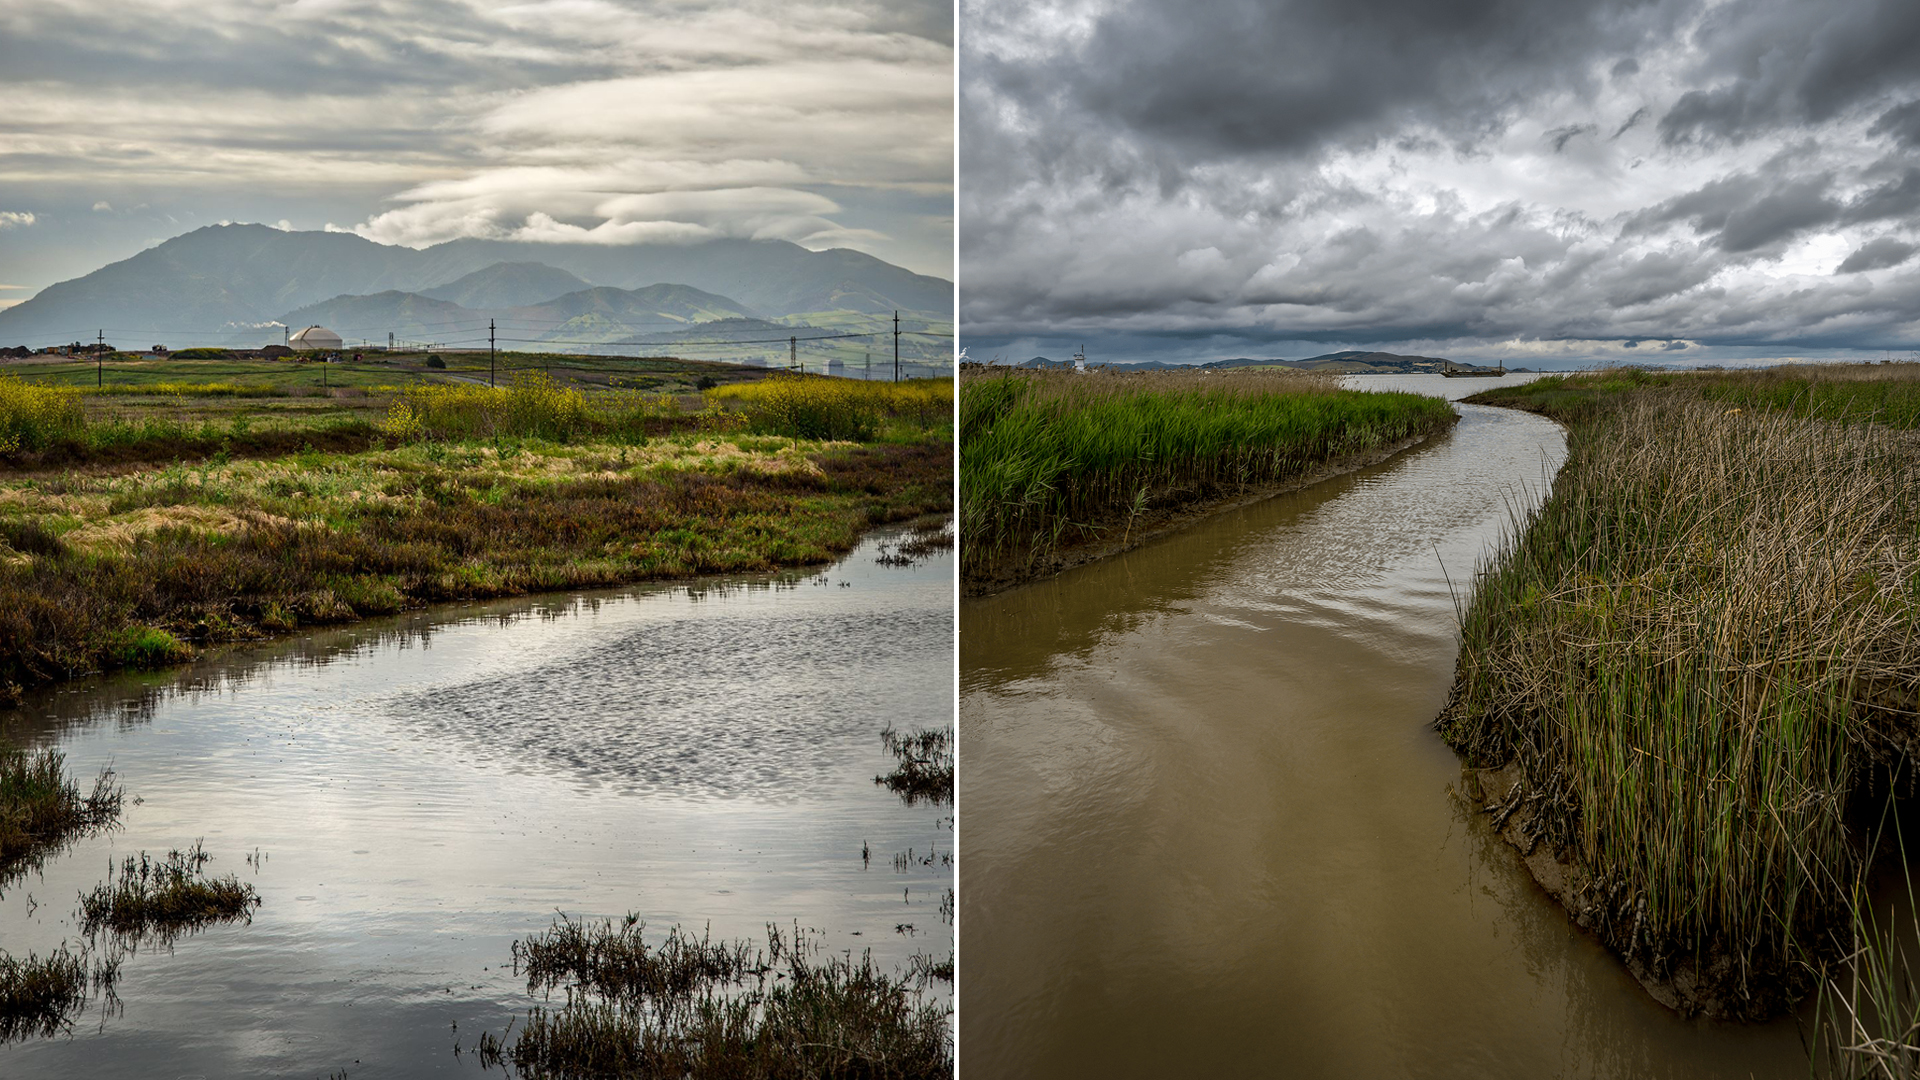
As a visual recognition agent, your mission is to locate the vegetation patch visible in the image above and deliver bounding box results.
[78,841,261,946]
[0,434,948,694]
[1442,364,1920,1020]
[0,946,88,1042]
[875,726,953,806]
[959,367,1455,589]
[708,374,952,442]
[474,917,951,1079]
[0,743,121,872]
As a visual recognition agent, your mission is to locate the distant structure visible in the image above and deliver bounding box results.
[288,325,343,352]
[261,344,293,359]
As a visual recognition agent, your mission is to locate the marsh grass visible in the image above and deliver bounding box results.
[0,946,86,1042]
[482,917,951,1079]
[875,726,953,806]
[959,368,1455,579]
[1443,366,1920,1017]
[78,841,260,947]
[0,743,122,872]
[384,373,679,443]
[1812,848,1920,1078]
[0,437,948,693]
[708,375,952,442]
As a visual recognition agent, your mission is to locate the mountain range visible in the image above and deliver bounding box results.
[0,223,953,349]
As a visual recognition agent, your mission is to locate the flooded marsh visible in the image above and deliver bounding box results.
[0,525,953,1077]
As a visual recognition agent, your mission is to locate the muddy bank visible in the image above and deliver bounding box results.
[1459,762,1811,1021]
[961,418,1456,597]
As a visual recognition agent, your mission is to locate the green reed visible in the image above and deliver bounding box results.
[959,368,1455,578]
[1442,368,1920,1017]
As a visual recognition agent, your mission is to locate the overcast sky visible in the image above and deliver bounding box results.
[0,0,954,306]
[960,0,1920,367]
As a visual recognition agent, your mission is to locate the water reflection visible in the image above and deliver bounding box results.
[0,526,953,1078]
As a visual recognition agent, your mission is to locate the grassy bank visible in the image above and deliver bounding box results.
[0,373,950,698]
[1439,364,1920,1019]
[959,368,1456,585]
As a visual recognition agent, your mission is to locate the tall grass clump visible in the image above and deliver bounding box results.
[0,946,88,1042]
[0,377,85,454]
[1441,380,1920,1018]
[959,368,1454,579]
[384,373,682,443]
[0,743,122,871]
[875,725,953,806]
[708,374,953,441]
[78,841,260,945]
[1811,851,1920,1079]
[480,916,952,1079]
[385,372,594,441]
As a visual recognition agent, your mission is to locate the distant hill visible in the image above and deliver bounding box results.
[281,291,477,348]
[0,223,952,348]
[418,262,590,309]
[503,285,758,345]
[282,283,762,350]
[1010,350,1490,374]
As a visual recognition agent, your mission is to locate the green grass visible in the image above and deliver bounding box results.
[959,367,1456,581]
[1442,364,1920,1019]
[0,434,949,695]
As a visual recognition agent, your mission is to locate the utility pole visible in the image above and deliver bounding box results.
[789,335,797,371]
[865,351,871,382]
[893,311,900,383]
[388,331,394,353]
[96,329,103,388]
[490,319,496,388]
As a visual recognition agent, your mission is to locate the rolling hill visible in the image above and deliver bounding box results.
[0,223,952,349]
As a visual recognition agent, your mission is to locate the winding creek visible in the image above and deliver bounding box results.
[958,375,1811,1078]
[0,526,954,1077]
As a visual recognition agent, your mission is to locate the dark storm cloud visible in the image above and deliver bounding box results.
[1837,237,1917,273]
[1656,0,1920,145]
[1870,101,1920,148]
[1629,172,1843,253]
[962,0,1920,356]
[1065,0,1682,160]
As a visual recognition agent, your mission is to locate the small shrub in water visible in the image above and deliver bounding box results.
[79,841,261,946]
[0,946,87,1042]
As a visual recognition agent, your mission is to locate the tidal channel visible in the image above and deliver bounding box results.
[958,375,1808,1078]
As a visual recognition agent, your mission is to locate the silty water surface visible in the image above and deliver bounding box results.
[959,375,1809,1078]
[0,525,953,1078]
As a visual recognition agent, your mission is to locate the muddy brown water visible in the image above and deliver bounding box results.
[959,375,1811,1078]
[0,526,953,1077]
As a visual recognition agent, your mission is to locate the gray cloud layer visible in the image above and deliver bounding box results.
[960,0,1920,360]
[0,0,953,292]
